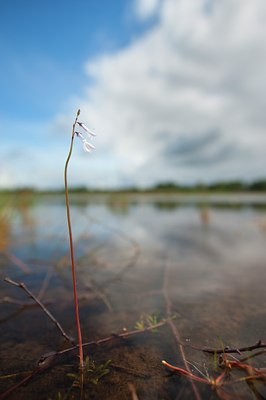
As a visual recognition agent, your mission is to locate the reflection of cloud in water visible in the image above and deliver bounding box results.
[3,196,266,323]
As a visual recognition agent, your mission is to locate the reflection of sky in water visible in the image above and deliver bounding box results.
[6,197,266,299]
[1,195,266,399]
[8,197,266,263]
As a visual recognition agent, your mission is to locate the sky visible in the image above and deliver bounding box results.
[1,0,266,189]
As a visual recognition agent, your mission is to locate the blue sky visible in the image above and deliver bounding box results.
[0,0,143,120]
[1,0,266,189]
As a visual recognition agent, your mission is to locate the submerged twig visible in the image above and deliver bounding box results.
[4,277,75,345]
[219,353,266,380]
[58,319,167,357]
[112,364,151,379]
[3,250,31,274]
[37,266,53,300]
[0,352,58,400]
[128,383,139,400]
[83,282,113,312]
[162,360,226,386]
[0,296,51,307]
[203,340,266,355]
[0,320,166,399]
[162,263,202,400]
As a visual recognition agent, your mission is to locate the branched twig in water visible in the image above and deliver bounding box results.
[219,353,266,381]
[202,340,266,355]
[162,263,202,400]
[161,315,265,398]
[4,277,75,344]
[160,263,265,399]
[0,319,166,399]
[58,318,167,357]
[162,359,226,387]
[162,352,266,400]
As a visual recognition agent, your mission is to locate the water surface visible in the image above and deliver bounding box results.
[0,193,265,399]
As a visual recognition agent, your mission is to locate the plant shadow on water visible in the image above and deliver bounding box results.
[0,192,266,399]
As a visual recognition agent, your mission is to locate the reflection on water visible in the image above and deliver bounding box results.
[0,193,265,399]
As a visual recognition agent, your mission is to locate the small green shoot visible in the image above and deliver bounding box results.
[67,357,111,386]
[147,313,159,326]
[135,313,160,331]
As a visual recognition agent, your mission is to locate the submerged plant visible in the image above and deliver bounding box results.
[135,313,160,330]
[67,357,111,387]
[64,109,96,369]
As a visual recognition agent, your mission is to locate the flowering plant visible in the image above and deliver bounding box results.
[64,110,96,370]
[76,121,96,152]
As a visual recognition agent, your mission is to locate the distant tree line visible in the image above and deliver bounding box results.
[149,179,266,192]
[1,179,266,194]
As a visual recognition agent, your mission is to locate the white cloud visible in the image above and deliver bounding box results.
[134,0,161,20]
[72,0,266,187]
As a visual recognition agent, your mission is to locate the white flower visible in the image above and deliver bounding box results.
[75,131,96,153]
[77,122,97,138]
[83,140,95,152]
[75,131,85,140]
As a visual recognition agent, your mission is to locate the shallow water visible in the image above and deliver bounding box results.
[0,193,265,399]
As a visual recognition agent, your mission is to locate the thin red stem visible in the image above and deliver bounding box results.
[64,110,84,369]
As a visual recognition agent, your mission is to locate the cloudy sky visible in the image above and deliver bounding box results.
[1,0,266,189]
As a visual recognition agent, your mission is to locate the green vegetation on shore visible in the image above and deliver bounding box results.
[1,179,266,195]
